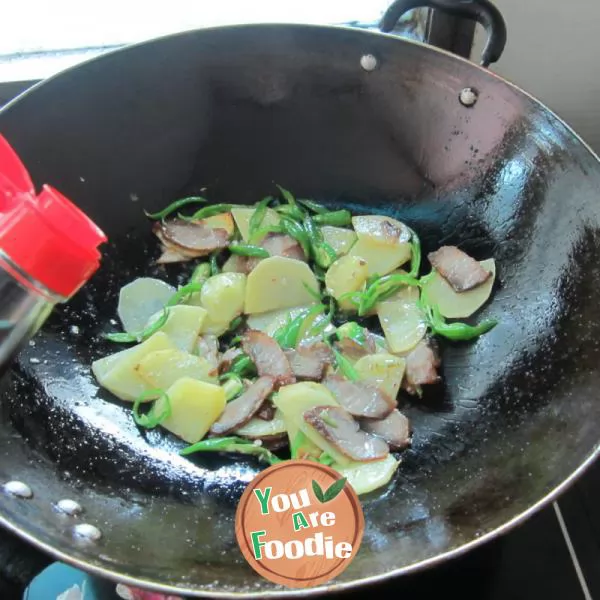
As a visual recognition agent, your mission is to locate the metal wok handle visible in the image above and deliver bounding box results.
[380,0,507,67]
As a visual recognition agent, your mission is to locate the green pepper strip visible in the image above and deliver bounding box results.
[226,316,243,335]
[185,203,233,221]
[297,199,328,214]
[209,253,220,276]
[425,301,498,341]
[248,196,272,239]
[358,273,420,316]
[302,281,322,302]
[332,348,359,381]
[180,436,281,465]
[276,184,306,219]
[249,223,284,244]
[303,216,337,269]
[104,307,169,343]
[222,376,244,402]
[273,305,325,349]
[132,389,171,428]
[407,227,421,278]
[290,431,308,460]
[229,243,270,258]
[312,209,352,227]
[230,354,256,378]
[280,217,312,258]
[144,197,208,220]
[189,262,211,285]
[337,291,362,308]
[166,282,204,307]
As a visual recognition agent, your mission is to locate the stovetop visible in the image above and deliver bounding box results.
[3,458,599,599]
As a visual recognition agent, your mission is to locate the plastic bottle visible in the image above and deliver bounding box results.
[0,134,106,364]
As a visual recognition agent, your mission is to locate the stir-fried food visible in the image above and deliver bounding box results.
[92,188,498,495]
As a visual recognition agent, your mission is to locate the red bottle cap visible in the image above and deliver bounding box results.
[0,135,107,298]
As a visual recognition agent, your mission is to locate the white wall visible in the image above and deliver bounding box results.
[474,0,600,152]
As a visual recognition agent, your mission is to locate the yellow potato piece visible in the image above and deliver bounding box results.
[93,332,176,401]
[351,215,411,244]
[197,213,235,237]
[349,236,411,277]
[234,409,286,438]
[273,382,350,466]
[354,354,406,398]
[155,377,226,444]
[231,206,280,241]
[377,288,427,354]
[321,226,357,256]
[325,255,368,312]
[198,272,246,335]
[244,257,319,314]
[422,258,496,319]
[135,349,217,389]
[148,305,207,353]
[333,455,399,496]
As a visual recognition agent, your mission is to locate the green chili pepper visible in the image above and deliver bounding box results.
[248,196,272,238]
[180,436,281,465]
[358,273,420,316]
[229,243,270,258]
[336,322,366,346]
[226,316,243,334]
[222,376,244,402]
[317,452,336,466]
[189,262,211,285]
[337,291,362,309]
[303,216,337,268]
[166,282,204,307]
[104,307,169,343]
[273,305,325,349]
[408,227,421,278]
[312,210,352,227]
[280,217,312,258]
[230,354,256,378]
[425,302,498,341]
[186,203,233,221]
[132,389,171,428]
[297,199,328,214]
[248,223,284,244]
[144,197,208,220]
[332,348,359,381]
[209,253,220,276]
[308,312,332,337]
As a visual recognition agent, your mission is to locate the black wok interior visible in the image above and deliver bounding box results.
[0,24,599,596]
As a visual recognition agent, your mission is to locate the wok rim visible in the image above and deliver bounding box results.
[1,21,600,597]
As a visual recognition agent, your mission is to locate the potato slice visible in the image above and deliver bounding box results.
[196,273,246,336]
[351,215,411,244]
[155,377,226,444]
[354,354,406,398]
[325,255,368,312]
[136,349,217,389]
[234,409,286,438]
[247,305,312,335]
[321,226,357,256]
[93,332,176,401]
[422,258,496,319]
[197,212,235,237]
[148,305,207,353]
[231,206,280,241]
[273,382,350,466]
[333,455,399,496]
[117,277,175,334]
[349,237,411,277]
[244,257,319,314]
[377,288,427,354]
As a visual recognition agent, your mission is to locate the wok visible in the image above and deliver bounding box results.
[0,0,599,596]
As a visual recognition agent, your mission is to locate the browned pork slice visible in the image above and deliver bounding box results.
[284,342,333,381]
[153,219,230,258]
[403,339,441,395]
[241,329,295,386]
[210,376,275,435]
[303,406,389,462]
[323,374,395,419]
[245,233,306,271]
[427,245,491,292]
[361,409,411,450]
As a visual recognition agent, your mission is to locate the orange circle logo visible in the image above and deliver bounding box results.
[235,460,364,588]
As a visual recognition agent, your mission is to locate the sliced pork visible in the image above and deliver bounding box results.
[403,339,441,394]
[361,409,411,450]
[241,329,295,386]
[323,374,395,419]
[427,246,490,292]
[285,342,332,381]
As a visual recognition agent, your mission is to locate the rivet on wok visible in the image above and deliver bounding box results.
[3,481,33,499]
[73,523,102,542]
[459,87,478,107]
[56,498,83,516]
[360,54,378,72]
